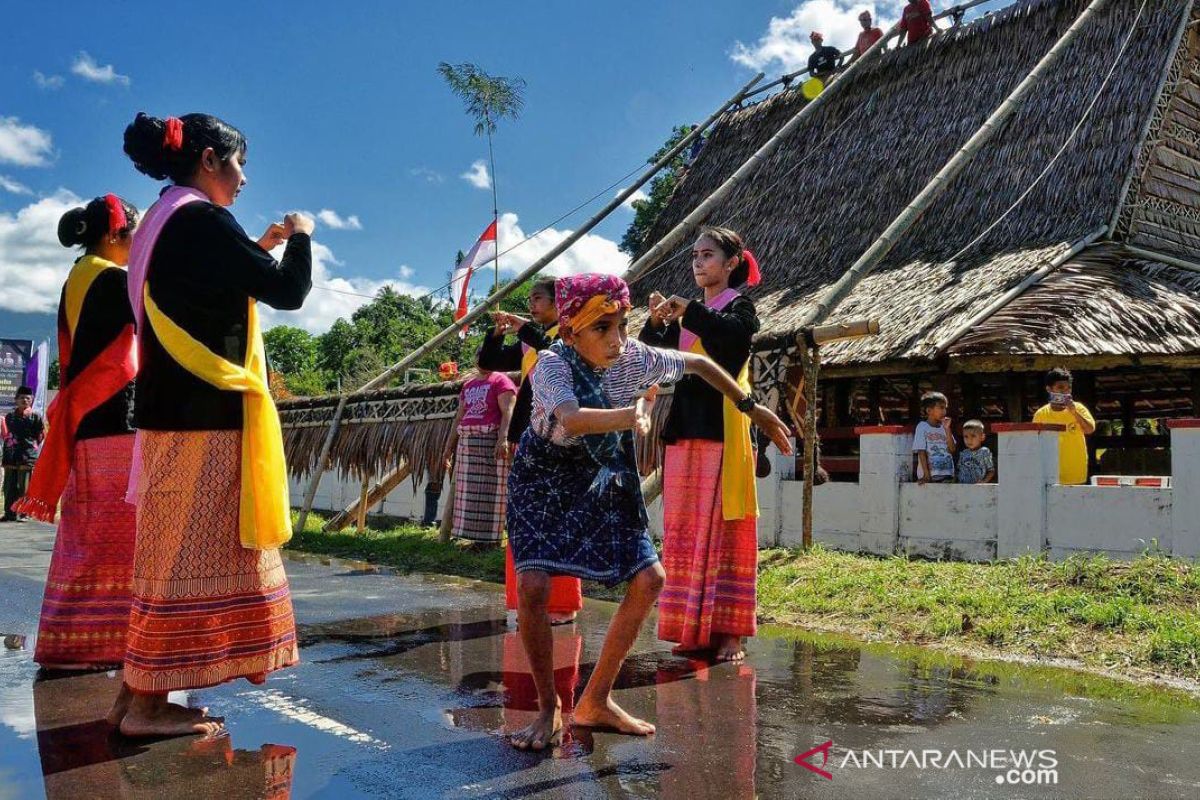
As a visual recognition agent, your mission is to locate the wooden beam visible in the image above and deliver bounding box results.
[323,462,412,533]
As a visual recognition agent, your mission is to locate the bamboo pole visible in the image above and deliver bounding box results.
[796,0,1115,332]
[623,23,898,285]
[324,461,413,532]
[640,467,663,507]
[933,227,1107,356]
[294,72,765,532]
[356,473,370,533]
[801,344,820,550]
[438,477,456,543]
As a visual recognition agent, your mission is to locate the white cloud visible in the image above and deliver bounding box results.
[620,188,649,212]
[461,160,492,190]
[0,175,32,196]
[0,118,53,167]
[71,51,131,86]
[410,167,445,184]
[0,189,85,313]
[494,211,629,278]
[731,1,901,73]
[262,240,430,334]
[315,209,363,231]
[32,71,64,90]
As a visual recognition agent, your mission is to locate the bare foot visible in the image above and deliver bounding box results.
[120,700,223,738]
[105,683,133,727]
[548,612,577,626]
[572,695,655,736]
[714,635,745,662]
[510,704,563,751]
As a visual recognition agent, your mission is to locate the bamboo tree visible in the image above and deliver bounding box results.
[438,62,527,292]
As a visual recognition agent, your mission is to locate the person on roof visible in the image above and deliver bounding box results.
[898,0,940,46]
[852,10,885,60]
[807,32,843,79]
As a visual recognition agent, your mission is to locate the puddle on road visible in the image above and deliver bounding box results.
[3,554,1200,799]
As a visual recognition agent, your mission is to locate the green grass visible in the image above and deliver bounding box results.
[288,515,1200,683]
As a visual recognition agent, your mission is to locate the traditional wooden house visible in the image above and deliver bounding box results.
[282,0,1200,501]
[628,0,1200,476]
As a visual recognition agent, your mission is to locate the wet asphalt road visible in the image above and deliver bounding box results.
[3,521,1200,799]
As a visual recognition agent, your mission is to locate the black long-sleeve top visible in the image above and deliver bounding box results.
[639,295,759,443]
[62,265,136,440]
[135,201,312,430]
[477,322,556,444]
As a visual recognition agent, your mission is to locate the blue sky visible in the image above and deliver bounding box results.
[1,0,1007,336]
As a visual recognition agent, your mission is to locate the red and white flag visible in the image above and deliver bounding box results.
[451,221,497,333]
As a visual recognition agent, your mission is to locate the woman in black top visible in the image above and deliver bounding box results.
[115,112,313,738]
[640,227,762,662]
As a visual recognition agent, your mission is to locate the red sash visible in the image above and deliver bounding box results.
[14,258,136,521]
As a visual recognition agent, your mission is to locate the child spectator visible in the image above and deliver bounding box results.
[1032,367,1095,485]
[913,391,955,483]
[956,420,995,484]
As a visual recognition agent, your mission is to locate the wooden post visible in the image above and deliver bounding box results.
[295,73,766,532]
[324,461,413,533]
[439,476,456,543]
[801,343,820,550]
[356,473,370,533]
[1005,373,1026,423]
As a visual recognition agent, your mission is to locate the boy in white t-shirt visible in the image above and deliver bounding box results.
[913,391,956,483]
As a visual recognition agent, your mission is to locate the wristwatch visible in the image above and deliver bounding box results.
[735,395,757,415]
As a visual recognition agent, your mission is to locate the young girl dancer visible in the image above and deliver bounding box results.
[116,112,312,737]
[481,277,583,624]
[443,347,518,542]
[24,196,139,703]
[641,227,762,662]
[506,273,791,750]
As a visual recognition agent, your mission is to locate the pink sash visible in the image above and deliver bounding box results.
[678,287,740,352]
[124,185,210,503]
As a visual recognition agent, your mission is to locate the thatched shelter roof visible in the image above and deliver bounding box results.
[628,0,1200,370]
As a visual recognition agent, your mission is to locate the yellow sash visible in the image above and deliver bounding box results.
[687,338,758,520]
[64,256,116,339]
[143,285,291,550]
[520,323,559,380]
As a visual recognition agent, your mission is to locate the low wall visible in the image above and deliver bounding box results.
[899,483,998,561]
[289,420,1200,562]
[1047,485,1172,559]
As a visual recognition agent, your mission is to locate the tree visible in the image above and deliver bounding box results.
[438,62,526,292]
[263,325,318,376]
[48,358,59,390]
[620,125,696,256]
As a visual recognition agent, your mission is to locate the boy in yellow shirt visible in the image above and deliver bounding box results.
[1032,367,1096,485]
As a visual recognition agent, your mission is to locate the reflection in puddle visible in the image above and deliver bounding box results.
[32,671,297,799]
[299,614,509,663]
[4,634,27,650]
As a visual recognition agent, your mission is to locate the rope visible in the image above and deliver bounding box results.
[946,0,1149,264]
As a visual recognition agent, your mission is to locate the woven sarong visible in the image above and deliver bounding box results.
[657,441,758,647]
[123,430,297,693]
[34,435,136,669]
[451,424,510,542]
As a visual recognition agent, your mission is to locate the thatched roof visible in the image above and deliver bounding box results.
[628,0,1199,369]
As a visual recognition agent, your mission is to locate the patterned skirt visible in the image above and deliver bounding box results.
[452,424,511,542]
[123,430,298,694]
[507,429,657,588]
[34,435,137,669]
[657,440,758,647]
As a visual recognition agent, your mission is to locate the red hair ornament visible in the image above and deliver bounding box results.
[103,194,127,235]
[742,248,762,287]
[163,117,184,151]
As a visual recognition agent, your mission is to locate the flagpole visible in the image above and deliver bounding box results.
[294,72,765,531]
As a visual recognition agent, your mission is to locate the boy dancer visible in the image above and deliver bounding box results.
[506,274,791,750]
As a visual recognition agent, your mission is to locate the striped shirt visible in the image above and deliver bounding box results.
[530,339,686,447]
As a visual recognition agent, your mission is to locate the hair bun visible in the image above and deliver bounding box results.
[56,207,90,247]
[123,112,174,181]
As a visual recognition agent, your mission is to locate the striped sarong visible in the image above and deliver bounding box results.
[34,435,136,669]
[451,424,510,543]
[123,430,297,693]
[657,440,758,648]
